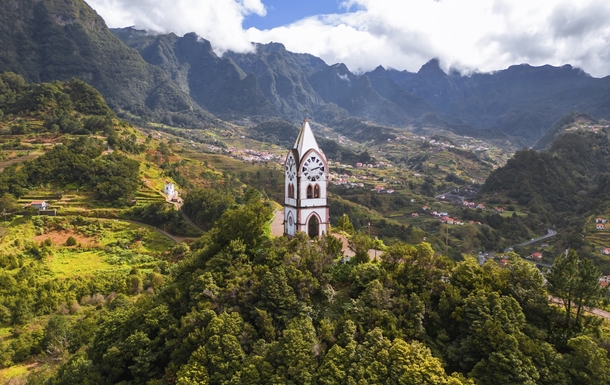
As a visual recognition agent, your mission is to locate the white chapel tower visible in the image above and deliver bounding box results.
[284,118,329,238]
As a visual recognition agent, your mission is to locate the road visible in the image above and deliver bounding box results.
[503,229,557,253]
[517,229,558,247]
[475,229,559,266]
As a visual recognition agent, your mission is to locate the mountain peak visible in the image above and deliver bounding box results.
[369,65,387,76]
[418,58,445,75]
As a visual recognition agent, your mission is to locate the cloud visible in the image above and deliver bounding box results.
[86,0,610,77]
[247,0,610,77]
[86,0,265,53]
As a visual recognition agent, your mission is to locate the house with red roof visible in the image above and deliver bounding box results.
[601,247,610,255]
[26,201,48,210]
[529,252,543,260]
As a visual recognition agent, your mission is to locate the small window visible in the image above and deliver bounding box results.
[288,184,294,198]
[314,184,320,198]
[307,185,313,199]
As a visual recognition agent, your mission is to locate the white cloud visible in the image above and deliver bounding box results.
[86,0,265,53]
[86,0,610,77]
[247,0,610,77]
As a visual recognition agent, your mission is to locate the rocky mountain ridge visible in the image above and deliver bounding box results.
[1,0,610,146]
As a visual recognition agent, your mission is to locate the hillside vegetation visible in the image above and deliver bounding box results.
[0,0,210,126]
[481,129,610,230]
[0,70,609,385]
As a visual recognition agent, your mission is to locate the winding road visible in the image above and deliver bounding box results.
[504,229,557,252]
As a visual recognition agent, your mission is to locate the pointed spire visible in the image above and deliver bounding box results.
[294,118,321,158]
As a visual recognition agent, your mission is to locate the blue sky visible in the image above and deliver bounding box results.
[242,0,345,30]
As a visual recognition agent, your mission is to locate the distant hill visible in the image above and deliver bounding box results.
[533,112,608,150]
[0,0,211,126]
[479,128,610,229]
[368,62,610,144]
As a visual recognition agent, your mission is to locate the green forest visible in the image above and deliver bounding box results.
[1,71,610,384]
[26,195,610,385]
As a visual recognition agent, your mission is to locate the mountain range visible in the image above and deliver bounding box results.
[2,0,610,145]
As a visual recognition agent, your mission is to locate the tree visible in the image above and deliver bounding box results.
[389,339,474,385]
[546,250,606,326]
[209,193,274,251]
[349,231,373,263]
[565,335,610,384]
[274,317,319,384]
[336,214,355,235]
[0,193,18,217]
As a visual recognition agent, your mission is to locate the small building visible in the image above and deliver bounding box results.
[30,201,48,210]
[422,205,429,211]
[530,252,543,260]
[601,247,610,255]
[476,204,486,210]
[446,218,455,225]
[495,207,504,213]
[164,182,176,197]
[596,218,608,223]
[411,213,419,218]
[597,224,605,230]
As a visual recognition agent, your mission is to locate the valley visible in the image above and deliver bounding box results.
[0,0,610,383]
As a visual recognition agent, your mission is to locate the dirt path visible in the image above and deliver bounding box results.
[271,210,284,237]
[549,296,610,320]
[0,152,41,171]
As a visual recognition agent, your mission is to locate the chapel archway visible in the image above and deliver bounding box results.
[308,215,319,238]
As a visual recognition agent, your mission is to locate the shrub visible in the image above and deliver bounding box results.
[65,236,77,246]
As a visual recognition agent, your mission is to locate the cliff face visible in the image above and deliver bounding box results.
[0,0,210,124]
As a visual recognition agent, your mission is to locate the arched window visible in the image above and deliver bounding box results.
[307,185,313,199]
[308,215,319,238]
[288,184,294,198]
[314,184,320,198]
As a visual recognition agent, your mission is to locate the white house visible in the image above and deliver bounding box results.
[29,201,48,210]
[164,182,176,197]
